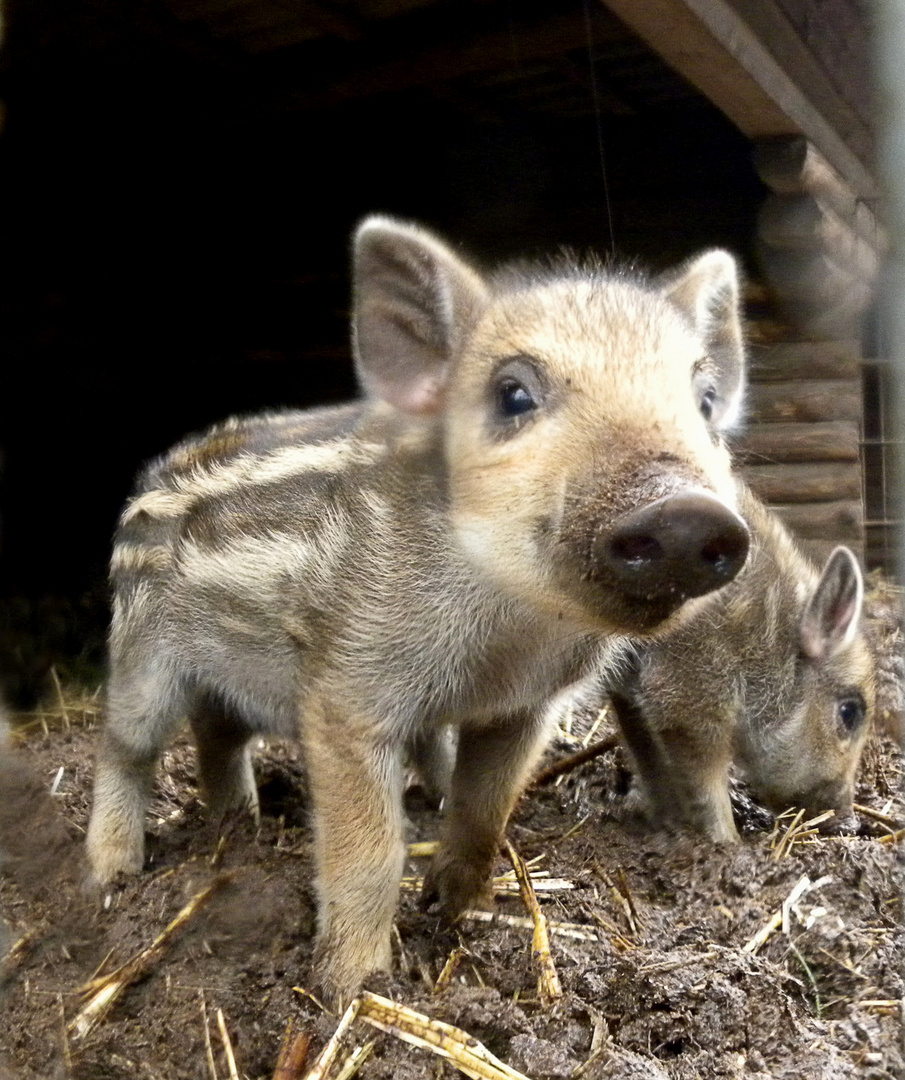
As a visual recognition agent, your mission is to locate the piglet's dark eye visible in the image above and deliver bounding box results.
[838,696,865,733]
[700,387,717,422]
[499,380,536,418]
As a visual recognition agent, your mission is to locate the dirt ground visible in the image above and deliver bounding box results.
[0,688,902,1080]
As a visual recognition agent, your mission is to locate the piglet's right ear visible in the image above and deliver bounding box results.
[661,249,746,434]
[352,216,489,414]
[800,546,864,662]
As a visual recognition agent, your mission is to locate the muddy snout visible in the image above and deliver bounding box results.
[600,492,750,604]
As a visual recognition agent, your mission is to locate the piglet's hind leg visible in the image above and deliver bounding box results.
[87,663,188,883]
[189,693,259,821]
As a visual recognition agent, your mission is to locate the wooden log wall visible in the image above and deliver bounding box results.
[733,338,865,566]
[753,136,884,339]
[736,136,888,567]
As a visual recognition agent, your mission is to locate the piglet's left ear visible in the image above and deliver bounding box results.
[800,546,864,662]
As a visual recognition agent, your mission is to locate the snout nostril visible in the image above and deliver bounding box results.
[701,531,749,574]
[611,534,663,566]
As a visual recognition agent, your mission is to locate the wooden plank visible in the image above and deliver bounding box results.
[727,0,873,161]
[189,0,362,42]
[771,0,872,132]
[743,461,862,502]
[746,318,803,346]
[746,379,862,423]
[747,340,862,381]
[600,0,877,197]
[864,524,898,572]
[601,0,792,135]
[771,500,864,541]
[754,134,858,202]
[732,420,860,463]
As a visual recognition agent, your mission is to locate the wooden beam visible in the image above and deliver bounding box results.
[721,0,872,162]
[746,379,862,424]
[756,249,870,306]
[743,461,862,502]
[747,340,862,381]
[599,0,877,197]
[754,248,873,339]
[752,139,880,338]
[732,420,861,463]
[173,0,363,43]
[758,196,881,282]
[753,137,884,244]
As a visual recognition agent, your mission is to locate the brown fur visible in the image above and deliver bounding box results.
[87,217,751,1005]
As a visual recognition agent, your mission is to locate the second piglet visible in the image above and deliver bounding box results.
[608,482,875,842]
[87,217,751,1004]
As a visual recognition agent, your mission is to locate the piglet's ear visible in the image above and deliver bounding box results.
[800,546,864,662]
[660,249,746,433]
[352,216,489,415]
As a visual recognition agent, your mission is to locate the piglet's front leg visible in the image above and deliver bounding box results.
[611,689,738,843]
[422,711,554,918]
[305,699,406,1010]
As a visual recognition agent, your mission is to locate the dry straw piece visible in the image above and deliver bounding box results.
[742,874,831,954]
[216,1009,241,1080]
[200,990,218,1080]
[407,840,440,858]
[300,992,533,1080]
[461,909,600,942]
[853,802,903,830]
[1,928,37,973]
[68,875,233,1040]
[356,992,531,1080]
[433,946,468,994]
[770,809,837,859]
[400,872,574,898]
[331,1040,375,1080]
[505,840,563,1004]
[593,861,641,937]
[302,999,363,1080]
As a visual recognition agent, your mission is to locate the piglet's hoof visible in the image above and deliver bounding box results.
[420,854,494,919]
[312,931,393,1014]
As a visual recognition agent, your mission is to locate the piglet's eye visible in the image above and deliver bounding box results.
[700,387,717,422]
[838,696,866,733]
[498,380,537,418]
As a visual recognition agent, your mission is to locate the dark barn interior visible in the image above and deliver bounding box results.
[1,0,773,701]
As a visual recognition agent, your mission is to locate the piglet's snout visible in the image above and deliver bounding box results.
[600,492,750,602]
